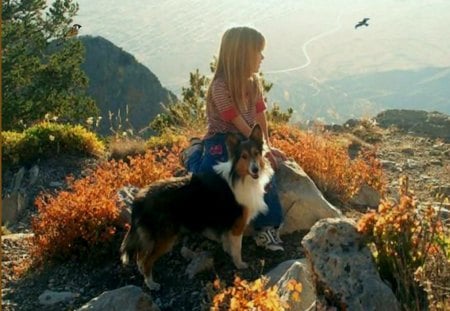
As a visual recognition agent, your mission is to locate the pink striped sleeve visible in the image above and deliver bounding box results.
[256,95,266,113]
[212,79,238,121]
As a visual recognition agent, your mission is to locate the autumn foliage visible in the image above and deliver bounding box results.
[357,176,449,310]
[270,123,384,202]
[30,123,385,263]
[209,276,302,310]
[31,139,188,262]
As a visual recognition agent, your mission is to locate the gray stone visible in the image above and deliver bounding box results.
[28,165,40,186]
[266,259,317,311]
[39,290,79,306]
[380,159,396,170]
[2,191,28,225]
[302,218,400,311]
[349,183,381,207]
[76,285,159,311]
[12,167,26,192]
[180,246,214,279]
[276,160,342,234]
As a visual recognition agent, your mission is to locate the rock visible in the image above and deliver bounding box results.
[380,159,396,170]
[1,233,34,241]
[266,259,317,311]
[49,181,64,188]
[429,159,443,166]
[400,147,415,155]
[375,109,450,141]
[28,165,40,186]
[349,183,381,207]
[39,290,79,306]
[432,184,450,197]
[302,218,400,311]
[12,167,26,192]
[405,159,420,169]
[2,191,28,225]
[180,246,214,279]
[76,285,159,311]
[276,160,342,234]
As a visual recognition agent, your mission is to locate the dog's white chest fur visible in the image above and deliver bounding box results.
[213,161,273,222]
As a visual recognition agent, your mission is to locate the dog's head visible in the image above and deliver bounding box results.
[226,124,267,182]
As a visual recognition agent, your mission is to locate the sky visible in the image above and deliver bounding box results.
[64,0,450,121]
[72,0,450,88]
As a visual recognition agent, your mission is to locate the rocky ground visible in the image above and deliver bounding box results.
[2,127,449,311]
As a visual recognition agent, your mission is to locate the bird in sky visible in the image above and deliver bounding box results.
[355,18,370,29]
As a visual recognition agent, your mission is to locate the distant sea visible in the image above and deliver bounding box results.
[74,0,450,122]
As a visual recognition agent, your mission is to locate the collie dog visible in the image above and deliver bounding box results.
[120,125,273,290]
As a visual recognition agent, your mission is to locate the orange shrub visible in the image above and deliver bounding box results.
[31,140,187,263]
[357,176,449,310]
[209,276,301,311]
[270,123,384,202]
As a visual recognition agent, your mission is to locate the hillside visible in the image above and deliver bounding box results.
[269,67,450,124]
[80,36,177,135]
[2,114,449,310]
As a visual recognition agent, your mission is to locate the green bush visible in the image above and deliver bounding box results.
[1,131,26,165]
[2,122,105,166]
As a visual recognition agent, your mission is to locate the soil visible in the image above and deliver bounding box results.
[2,128,449,311]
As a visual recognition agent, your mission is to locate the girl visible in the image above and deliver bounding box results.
[184,26,286,251]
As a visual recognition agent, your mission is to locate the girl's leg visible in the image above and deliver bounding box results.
[198,134,228,173]
[253,177,283,228]
[183,138,204,174]
[252,177,284,251]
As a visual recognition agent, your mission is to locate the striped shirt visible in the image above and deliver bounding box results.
[205,77,266,138]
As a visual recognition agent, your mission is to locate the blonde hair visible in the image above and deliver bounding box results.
[208,26,265,111]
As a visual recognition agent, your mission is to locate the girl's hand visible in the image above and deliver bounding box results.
[266,147,286,169]
[270,147,287,160]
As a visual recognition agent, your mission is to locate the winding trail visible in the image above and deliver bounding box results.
[265,10,344,74]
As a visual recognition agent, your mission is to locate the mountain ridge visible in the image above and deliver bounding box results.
[268,66,450,124]
[80,35,177,135]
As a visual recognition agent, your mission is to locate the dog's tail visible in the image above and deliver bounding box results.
[120,229,134,265]
[120,221,155,265]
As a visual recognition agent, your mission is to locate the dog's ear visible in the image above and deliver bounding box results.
[249,124,263,145]
[226,132,241,158]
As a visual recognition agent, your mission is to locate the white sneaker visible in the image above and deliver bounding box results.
[253,227,284,251]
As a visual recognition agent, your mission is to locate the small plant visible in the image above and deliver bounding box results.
[357,176,449,310]
[108,137,147,162]
[347,118,384,143]
[150,69,209,135]
[267,103,293,125]
[2,122,105,166]
[207,276,301,310]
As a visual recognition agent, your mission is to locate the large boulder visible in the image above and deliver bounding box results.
[276,160,342,234]
[266,259,317,311]
[76,285,159,311]
[2,167,29,225]
[302,218,400,311]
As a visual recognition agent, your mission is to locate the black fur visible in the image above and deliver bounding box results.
[120,172,245,261]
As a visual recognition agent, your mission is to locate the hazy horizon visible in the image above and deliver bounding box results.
[72,0,450,122]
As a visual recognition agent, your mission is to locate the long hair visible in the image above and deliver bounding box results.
[208,26,265,111]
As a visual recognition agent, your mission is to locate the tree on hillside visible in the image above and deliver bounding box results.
[149,68,210,134]
[2,0,98,131]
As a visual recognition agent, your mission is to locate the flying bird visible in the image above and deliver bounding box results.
[355,18,370,29]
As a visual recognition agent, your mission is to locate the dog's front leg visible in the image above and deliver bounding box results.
[227,232,248,269]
